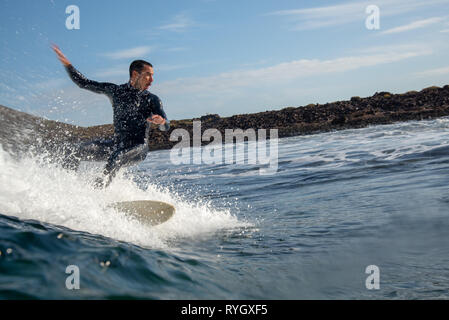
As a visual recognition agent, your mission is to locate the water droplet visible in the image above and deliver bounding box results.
[100,261,111,267]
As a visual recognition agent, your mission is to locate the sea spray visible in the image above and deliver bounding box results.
[0,145,250,249]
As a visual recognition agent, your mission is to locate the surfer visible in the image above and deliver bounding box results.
[52,44,170,188]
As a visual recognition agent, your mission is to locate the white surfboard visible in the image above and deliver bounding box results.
[109,200,175,226]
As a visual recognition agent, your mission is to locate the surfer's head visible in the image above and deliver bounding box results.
[129,60,154,91]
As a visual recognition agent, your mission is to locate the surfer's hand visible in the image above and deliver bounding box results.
[52,44,72,67]
[147,115,166,125]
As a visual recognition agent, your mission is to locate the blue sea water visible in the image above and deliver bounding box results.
[1,117,449,299]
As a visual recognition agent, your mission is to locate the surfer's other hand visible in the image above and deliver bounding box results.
[147,115,166,125]
[51,44,72,67]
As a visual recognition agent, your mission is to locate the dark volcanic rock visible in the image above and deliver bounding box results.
[1,84,449,162]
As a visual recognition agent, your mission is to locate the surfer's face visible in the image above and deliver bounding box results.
[132,65,154,91]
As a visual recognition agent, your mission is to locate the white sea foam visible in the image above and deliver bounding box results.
[0,145,249,249]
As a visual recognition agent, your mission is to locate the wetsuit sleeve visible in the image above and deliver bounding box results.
[65,65,116,95]
[149,94,170,131]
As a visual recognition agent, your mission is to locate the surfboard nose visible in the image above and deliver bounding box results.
[108,200,175,226]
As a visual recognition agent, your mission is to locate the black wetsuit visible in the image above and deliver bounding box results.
[65,65,169,186]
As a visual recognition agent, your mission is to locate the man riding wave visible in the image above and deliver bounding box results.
[52,45,170,188]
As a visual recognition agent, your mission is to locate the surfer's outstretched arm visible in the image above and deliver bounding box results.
[52,44,115,95]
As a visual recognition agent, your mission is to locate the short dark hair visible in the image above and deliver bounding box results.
[129,60,153,77]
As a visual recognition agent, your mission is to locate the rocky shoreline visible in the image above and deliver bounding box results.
[1,84,449,161]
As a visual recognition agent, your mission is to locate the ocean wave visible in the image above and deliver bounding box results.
[0,145,250,249]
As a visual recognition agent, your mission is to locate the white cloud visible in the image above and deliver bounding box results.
[165,47,189,52]
[441,29,449,32]
[381,17,445,34]
[158,14,195,32]
[93,65,129,78]
[356,43,432,54]
[101,46,153,60]
[415,66,449,77]
[156,44,432,96]
[268,0,449,30]
[269,1,367,30]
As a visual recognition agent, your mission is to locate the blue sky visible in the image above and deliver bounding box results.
[1,0,449,126]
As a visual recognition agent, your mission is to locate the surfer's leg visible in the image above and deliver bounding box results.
[93,143,149,188]
[100,156,121,188]
[93,148,121,188]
